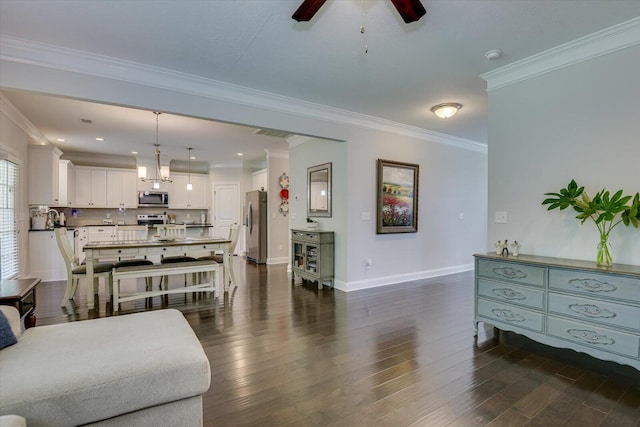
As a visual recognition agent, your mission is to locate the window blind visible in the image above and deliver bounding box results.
[0,159,19,279]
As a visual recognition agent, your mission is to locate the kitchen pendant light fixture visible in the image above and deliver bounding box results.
[430,103,462,119]
[186,147,193,191]
[139,112,172,189]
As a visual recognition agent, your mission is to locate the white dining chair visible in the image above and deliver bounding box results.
[198,223,239,286]
[113,224,154,290]
[157,224,196,288]
[155,224,187,238]
[114,224,149,241]
[55,227,113,307]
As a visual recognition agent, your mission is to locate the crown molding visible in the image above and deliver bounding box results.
[0,92,48,144]
[209,160,244,169]
[482,17,640,91]
[0,36,486,153]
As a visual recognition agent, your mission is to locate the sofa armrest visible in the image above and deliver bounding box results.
[0,414,27,427]
[0,306,22,340]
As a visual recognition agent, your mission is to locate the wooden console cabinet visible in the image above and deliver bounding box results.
[474,253,640,370]
[291,229,334,289]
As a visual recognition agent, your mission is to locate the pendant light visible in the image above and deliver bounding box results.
[186,147,193,191]
[139,112,172,189]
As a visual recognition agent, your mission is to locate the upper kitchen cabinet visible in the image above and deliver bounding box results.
[28,145,62,206]
[169,173,208,209]
[58,160,75,207]
[106,169,137,208]
[74,167,107,207]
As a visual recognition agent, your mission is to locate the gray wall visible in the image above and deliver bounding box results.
[487,44,640,265]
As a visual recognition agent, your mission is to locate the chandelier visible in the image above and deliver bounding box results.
[138,112,172,189]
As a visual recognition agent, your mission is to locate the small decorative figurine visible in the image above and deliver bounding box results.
[511,240,520,257]
[495,240,502,255]
[502,239,510,256]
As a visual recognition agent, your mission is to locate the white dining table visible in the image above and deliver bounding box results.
[83,237,231,305]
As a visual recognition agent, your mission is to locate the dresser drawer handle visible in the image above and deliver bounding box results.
[567,329,615,345]
[568,303,616,319]
[492,267,526,280]
[491,308,525,323]
[492,288,526,301]
[568,278,616,293]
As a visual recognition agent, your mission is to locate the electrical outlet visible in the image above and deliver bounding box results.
[495,211,508,223]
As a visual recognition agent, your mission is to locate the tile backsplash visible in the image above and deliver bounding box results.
[58,208,208,226]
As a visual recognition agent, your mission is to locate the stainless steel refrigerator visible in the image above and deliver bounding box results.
[245,190,267,264]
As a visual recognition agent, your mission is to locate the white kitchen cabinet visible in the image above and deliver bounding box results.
[28,145,62,206]
[28,229,74,282]
[58,160,75,207]
[75,167,107,207]
[251,168,267,191]
[169,173,208,209]
[106,169,137,208]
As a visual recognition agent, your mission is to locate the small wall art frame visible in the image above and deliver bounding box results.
[376,159,419,234]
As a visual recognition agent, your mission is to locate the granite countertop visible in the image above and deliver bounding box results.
[30,224,213,231]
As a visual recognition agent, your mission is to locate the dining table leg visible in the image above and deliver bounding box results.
[223,247,231,291]
[85,251,95,306]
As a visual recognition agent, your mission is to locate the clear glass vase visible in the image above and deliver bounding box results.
[596,235,613,266]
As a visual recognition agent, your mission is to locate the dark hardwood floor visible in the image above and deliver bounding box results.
[34,258,640,426]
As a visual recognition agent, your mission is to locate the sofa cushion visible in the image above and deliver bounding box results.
[0,309,210,427]
[0,310,17,350]
[0,306,21,340]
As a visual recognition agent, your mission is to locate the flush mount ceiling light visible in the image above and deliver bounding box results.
[139,112,172,189]
[430,103,462,119]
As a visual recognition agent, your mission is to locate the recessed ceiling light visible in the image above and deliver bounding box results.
[131,151,138,155]
[237,153,244,156]
[190,156,196,160]
[95,137,105,141]
[56,138,66,142]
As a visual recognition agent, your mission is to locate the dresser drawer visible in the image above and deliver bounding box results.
[547,315,640,359]
[549,268,640,303]
[548,292,640,332]
[292,230,319,243]
[147,246,184,255]
[478,279,544,310]
[477,298,544,332]
[98,248,140,257]
[477,259,545,287]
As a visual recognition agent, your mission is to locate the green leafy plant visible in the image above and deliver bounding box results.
[542,179,639,265]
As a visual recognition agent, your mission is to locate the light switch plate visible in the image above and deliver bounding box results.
[495,211,508,223]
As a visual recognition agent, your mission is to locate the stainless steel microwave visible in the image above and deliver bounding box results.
[137,191,169,207]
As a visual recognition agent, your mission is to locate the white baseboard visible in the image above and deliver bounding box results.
[338,263,474,292]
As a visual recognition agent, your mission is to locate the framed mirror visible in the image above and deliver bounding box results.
[307,162,332,217]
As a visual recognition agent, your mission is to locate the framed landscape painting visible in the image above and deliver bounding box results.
[376,159,419,234]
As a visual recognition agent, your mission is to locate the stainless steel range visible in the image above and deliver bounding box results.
[137,214,165,226]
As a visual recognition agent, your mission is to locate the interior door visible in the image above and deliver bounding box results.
[213,183,240,252]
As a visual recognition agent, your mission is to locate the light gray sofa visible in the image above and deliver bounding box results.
[0,306,210,426]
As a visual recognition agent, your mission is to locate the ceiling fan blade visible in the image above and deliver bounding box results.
[389,0,426,23]
[292,0,328,22]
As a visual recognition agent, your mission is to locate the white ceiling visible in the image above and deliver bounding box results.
[1,0,639,163]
